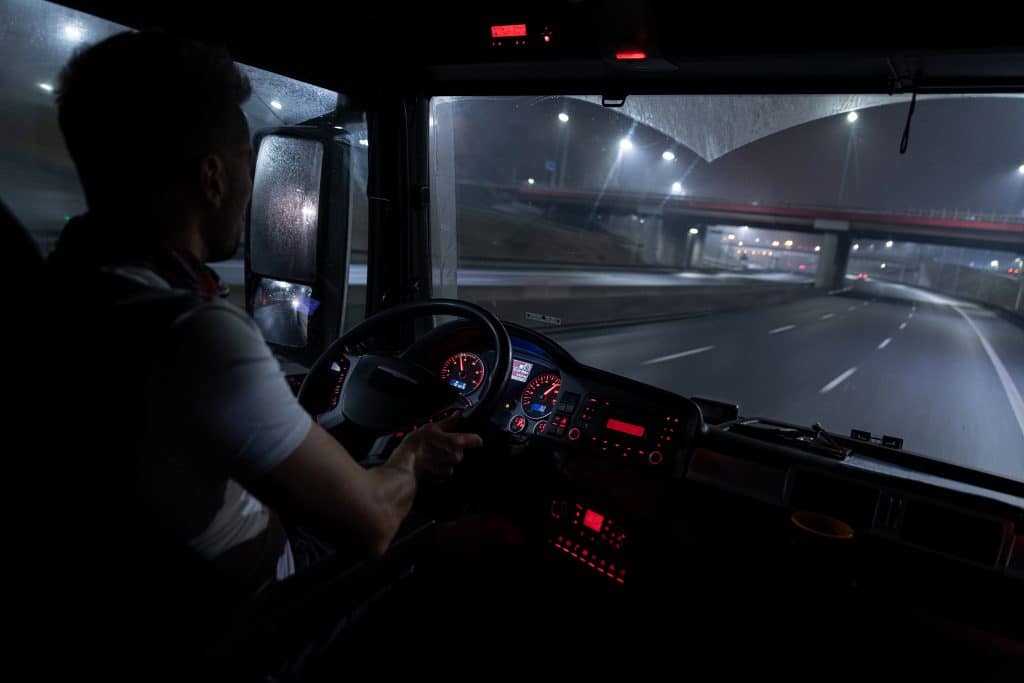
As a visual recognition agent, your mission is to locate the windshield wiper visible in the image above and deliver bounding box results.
[727,419,851,460]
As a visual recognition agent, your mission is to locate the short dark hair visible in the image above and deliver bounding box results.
[57,31,252,211]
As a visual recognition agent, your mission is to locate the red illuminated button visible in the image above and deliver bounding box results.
[535,421,548,434]
[568,427,581,441]
[648,451,664,465]
[509,416,527,433]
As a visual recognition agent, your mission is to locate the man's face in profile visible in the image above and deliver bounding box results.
[203,111,253,262]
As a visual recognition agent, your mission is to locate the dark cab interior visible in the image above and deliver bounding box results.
[5,2,1024,680]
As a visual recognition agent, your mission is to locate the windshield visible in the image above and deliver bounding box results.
[429,94,1024,483]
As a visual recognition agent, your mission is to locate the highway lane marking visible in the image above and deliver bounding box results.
[848,305,857,311]
[954,306,1024,441]
[899,322,908,330]
[819,367,858,395]
[820,313,835,320]
[877,337,892,350]
[643,345,715,365]
[769,324,796,334]
[908,311,914,319]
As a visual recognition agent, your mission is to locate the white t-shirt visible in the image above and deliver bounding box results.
[115,267,312,586]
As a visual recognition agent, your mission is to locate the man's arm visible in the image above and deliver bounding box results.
[250,416,481,557]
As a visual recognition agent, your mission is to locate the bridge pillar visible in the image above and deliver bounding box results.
[685,227,705,269]
[815,233,851,289]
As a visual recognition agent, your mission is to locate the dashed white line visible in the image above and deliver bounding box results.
[847,305,857,312]
[819,367,858,395]
[877,337,892,350]
[820,313,835,320]
[643,345,714,365]
[769,324,796,335]
[899,322,908,330]
[908,312,914,319]
[954,306,1024,441]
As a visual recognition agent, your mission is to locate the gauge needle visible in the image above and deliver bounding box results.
[543,383,559,398]
[460,355,464,372]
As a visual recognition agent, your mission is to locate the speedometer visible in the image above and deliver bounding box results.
[521,373,561,418]
[440,352,486,394]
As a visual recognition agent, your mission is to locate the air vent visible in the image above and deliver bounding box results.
[900,500,1005,566]
[788,470,879,529]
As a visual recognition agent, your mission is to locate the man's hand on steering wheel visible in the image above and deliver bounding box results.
[389,414,484,480]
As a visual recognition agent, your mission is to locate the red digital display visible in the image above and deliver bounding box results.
[605,418,646,438]
[615,50,647,61]
[491,23,527,38]
[583,509,604,532]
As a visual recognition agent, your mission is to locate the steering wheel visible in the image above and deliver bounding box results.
[297,299,512,439]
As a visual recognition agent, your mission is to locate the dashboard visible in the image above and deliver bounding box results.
[422,323,702,475]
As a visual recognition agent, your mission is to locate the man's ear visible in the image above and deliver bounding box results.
[199,154,226,209]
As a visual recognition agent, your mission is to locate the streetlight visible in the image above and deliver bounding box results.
[881,263,887,269]
[38,83,54,92]
[814,245,821,252]
[527,178,535,185]
[885,240,894,248]
[671,181,684,194]
[662,150,675,161]
[847,111,859,123]
[771,240,781,247]
[991,259,1000,268]
[688,227,699,235]
[852,243,860,250]
[784,239,794,248]
[619,137,633,152]
[1018,164,1024,175]
[558,112,569,123]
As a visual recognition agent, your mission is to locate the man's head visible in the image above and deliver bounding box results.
[57,31,253,262]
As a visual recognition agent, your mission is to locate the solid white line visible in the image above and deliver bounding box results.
[820,313,835,320]
[769,324,796,334]
[954,307,1024,441]
[899,322,907,330]
[848,305,857,311]
[819,367,858,394]
[643,345,714,365]
[877,337,892,350]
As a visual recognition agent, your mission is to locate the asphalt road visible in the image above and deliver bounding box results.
[553,278,1024,483]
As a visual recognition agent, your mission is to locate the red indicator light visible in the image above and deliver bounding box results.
[606,418,646,438]
[491,24,527,38]
[583,509,604,532]
[615,50,647,61]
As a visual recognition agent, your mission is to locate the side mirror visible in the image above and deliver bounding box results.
[246,126,353,365]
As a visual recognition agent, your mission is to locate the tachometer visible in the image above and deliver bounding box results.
[440,352,486,394]
[521,373,561,418]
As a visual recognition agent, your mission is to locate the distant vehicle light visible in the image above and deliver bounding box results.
[671,181,684,194]
[527,178,535,185]
[38,82,54,92]
[814,245,821,252]
[737,241,744,246]
[358,138,369,146]
[991,260,1000,268]
[270,100,283,110]
[1018,164,1024,175]
[798,264,807,270]
[619,137,633,152]
[662,150,675,161]
[771,240,781,247]
[784,240,794,248]
[727,234,736,241]
[885,240,894,248]
[880,263,887,269]
[688,227,699,235]
[615,50,647,61]
[558,112,569,123]
[852,243,860,250]
[846,111,858,123]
